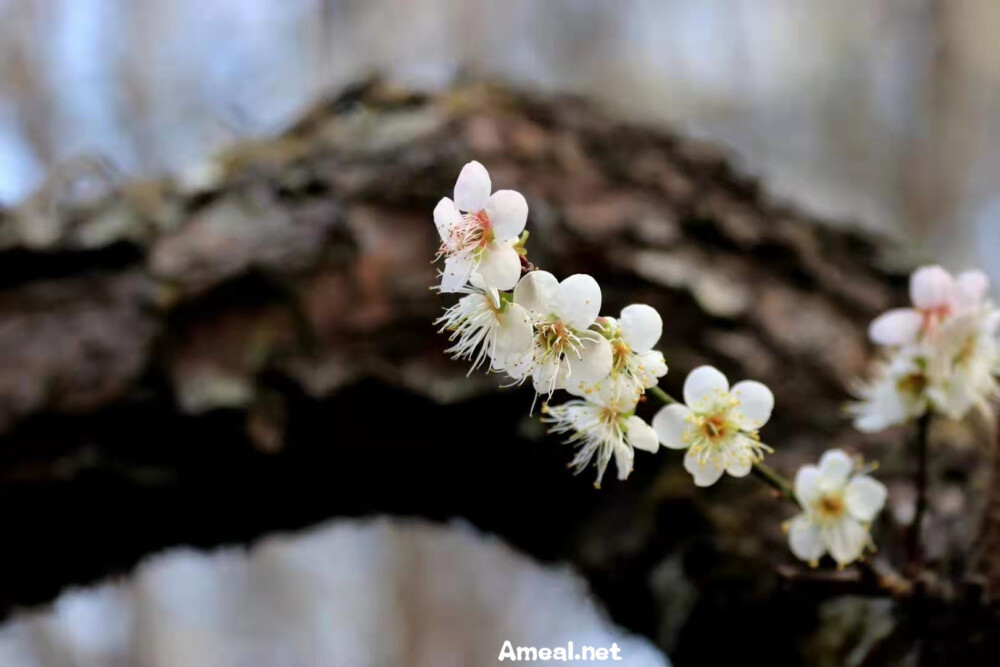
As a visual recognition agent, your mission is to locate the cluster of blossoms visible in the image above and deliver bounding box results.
[850,266,1000,432]
[433,161,894,569]
[434,162,667,487]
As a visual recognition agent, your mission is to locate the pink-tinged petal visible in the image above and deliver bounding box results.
[453,161,491,212]
[513,270,558,317]
[845,475,888,522]
[788,514,825,563]
[553,274,602,331]
[652,404,692,449]
[486,190,528,241]
[910,265,954,309]
[477,241,521,291]
[868,308,923,346]
[619,304,662,353]
[818,449,854,486]
[684,448,726,487]
[822,517,867,567]
[730,380,774,429]
[953,270,989,310]
[794,465,822,508]
[625,415,659,453]
[682,365,729,409]
[433,197,461,241]
[439,254,475,293]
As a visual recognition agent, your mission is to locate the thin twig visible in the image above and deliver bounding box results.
[908,412,932,566]
[752,461,796,503]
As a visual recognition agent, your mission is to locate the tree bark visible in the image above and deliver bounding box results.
[0,80,995,665]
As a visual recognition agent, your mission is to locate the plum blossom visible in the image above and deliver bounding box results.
[503,271,613,397]
[868,266,989,347]
[652,366,774,487]
[434,275,533,374]
[543,381,659,488]
[786,449,888,568]
[434,161,528,292]
[851,265,1000,430]
[565,304,668,402]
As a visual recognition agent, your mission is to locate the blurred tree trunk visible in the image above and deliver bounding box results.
[0,81,996,665]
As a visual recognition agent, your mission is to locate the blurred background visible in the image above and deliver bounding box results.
[2,0,1000,275]
[1,1,1000,666]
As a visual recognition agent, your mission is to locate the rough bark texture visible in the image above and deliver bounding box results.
[0,80,997,665]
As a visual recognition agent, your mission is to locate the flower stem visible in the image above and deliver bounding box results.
[647,385,677,405]
[907,412,932,566]
[751,461,796,502]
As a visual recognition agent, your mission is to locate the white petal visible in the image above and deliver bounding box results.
[683,365,729,408]
[619,304,662,353]
[818,449,854,487]
[486,190,528,241]
[614,441,634,481]
[439,254,475,293]
[788,514,826,563]
[553,274,602,331]
[953,270,989,310]
[433,197,462,240]
[726,436,758,477]
[531,357,567,394]
[822,517,868,566]
[513,270,558,317]
[684,448,726,487]
[625,416,659,453]
[910,265,954,310]
[495,303,534,357]
[730,380,774,429]
[794,465,823,508]
[453,160,491,212]
[477,240,521,291]
[652,404,693,449]
[636,350,668,387]
[845,475,888,522]
[570,335,612,384]
[868,308,923,346]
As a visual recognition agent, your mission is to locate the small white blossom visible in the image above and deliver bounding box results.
[924,309,1000,419]
[651,366,774,487]
[435,275,533,374]
[434,161,528,293]
[565,305,668,402]
[502,271,613,396]
[787,449,887,568]
[848,347,929,433]
[542,382,659,488]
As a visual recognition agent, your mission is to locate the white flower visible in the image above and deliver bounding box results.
[924,309,1000,420]
[787,449,887,568]
[651,366,774,487]
[503,271,613,396]
[848,347,929,433]
[435,275,534,374]
[542,382,659,488]
[434,161,528,293]
[565,305,668,402]
[868,265,989,346]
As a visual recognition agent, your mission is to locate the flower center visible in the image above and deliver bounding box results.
[437,210,495,260]
[538,320,578,356]
[955,333,979,366]
[896,372,927,398]
[698,413,731,442]
[814,493,845,520]
[611,339,631,374]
